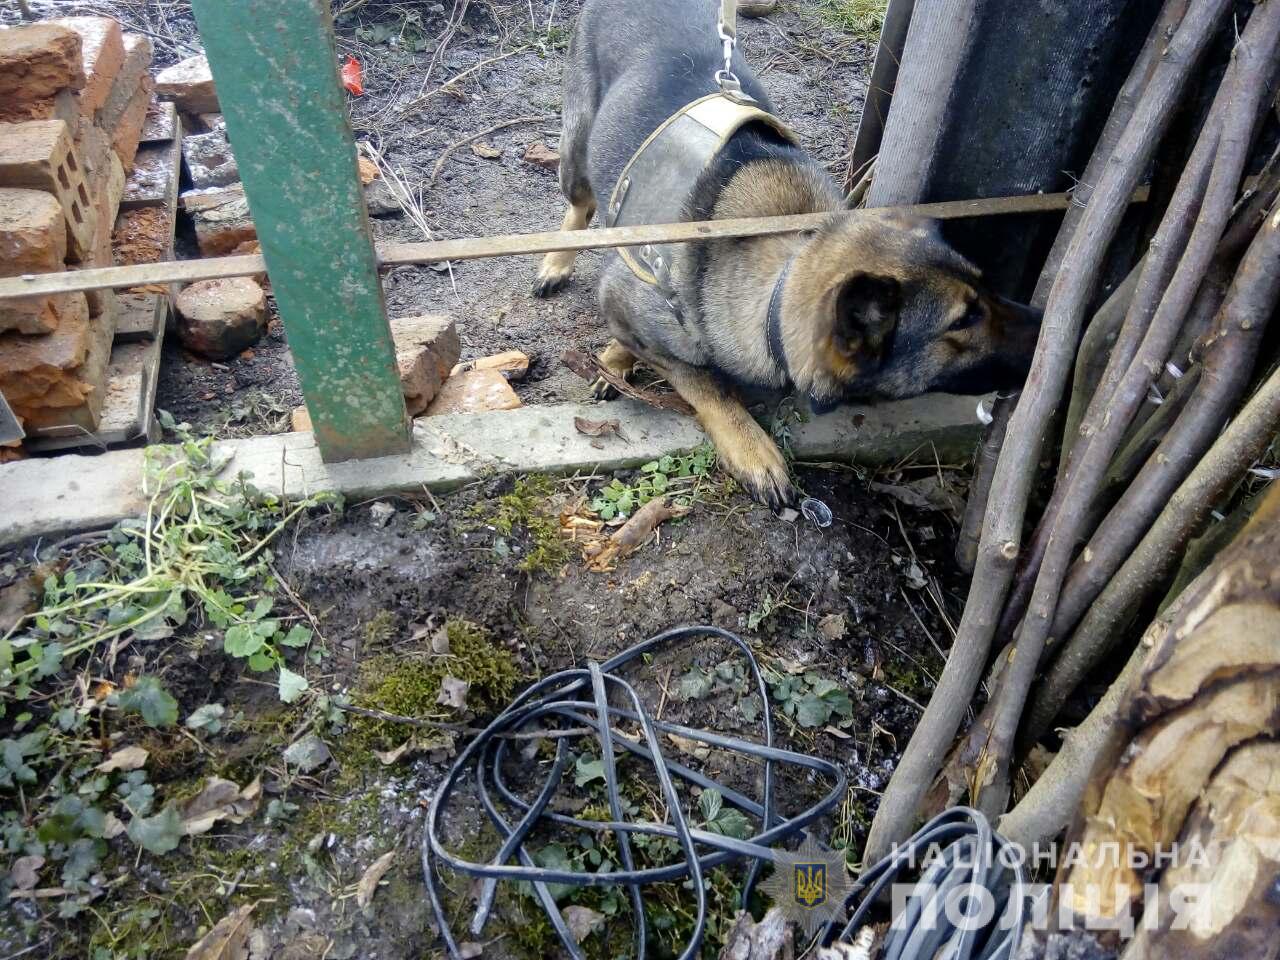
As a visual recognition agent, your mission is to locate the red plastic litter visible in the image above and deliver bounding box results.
[341,56,364,96]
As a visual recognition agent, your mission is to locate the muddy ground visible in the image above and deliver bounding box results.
[0,460,965,959]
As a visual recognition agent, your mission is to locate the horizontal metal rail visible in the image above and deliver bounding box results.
[0,187,1148,301]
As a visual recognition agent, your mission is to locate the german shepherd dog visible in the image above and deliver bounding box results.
[533,0,1041,510]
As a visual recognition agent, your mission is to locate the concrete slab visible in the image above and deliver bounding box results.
[0,395,983,546]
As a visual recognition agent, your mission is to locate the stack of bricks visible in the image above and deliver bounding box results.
[0,17,154,436]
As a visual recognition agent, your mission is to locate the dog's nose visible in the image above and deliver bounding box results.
[995,293,1042,328]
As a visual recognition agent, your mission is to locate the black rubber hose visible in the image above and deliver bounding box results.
[420,626,1032,960]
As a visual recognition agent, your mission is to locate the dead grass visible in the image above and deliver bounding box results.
[814,0,888,43]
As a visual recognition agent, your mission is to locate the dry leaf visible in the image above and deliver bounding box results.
[430,626,451,655]
[817,614,846,641]
[562,904,606,943]
[10,855,43,891]
[471,142,502,159]
[438,676,470,710]
[573,416,623,439]
[584,497,691,571]
[523,142,560,170]
[373,742,413,766]
[96,745,150,773]
[181,776,262,836]
[356,850,397,909]
[824,726,853,740]
[870,477,966,521]
[102,812,126,840]
[666,733,710,760]
[184,902,256,960]
[458,944,483,959]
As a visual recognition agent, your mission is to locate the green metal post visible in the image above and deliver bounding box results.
[190,0,410,461]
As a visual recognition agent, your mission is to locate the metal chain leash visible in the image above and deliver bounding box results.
[717,0,746,96]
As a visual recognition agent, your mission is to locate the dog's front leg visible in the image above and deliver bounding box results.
[658,360,798,512]
[533,198,596,297]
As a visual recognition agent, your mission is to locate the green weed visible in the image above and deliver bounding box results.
[591,444,717,521]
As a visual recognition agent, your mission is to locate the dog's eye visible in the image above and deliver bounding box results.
[950,305,984,331]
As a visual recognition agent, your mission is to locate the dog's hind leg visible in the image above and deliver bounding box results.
[657,360,799,513]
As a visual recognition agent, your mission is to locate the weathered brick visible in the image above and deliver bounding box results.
[424,369,522,417]
[9,303,115,434]
[0,188,66,276]
[180,184,255,256]
[0,292,88,337]
[390,314,461,414]
[0,119,96,259]
[0,291,94,408]
[139,98,177,143]
[155,55,219,114]
[110,78,154,172]
[0,23,84,103]
[175,277,266,360]
[95,33,151,134]
[48,17,124,117]
[0,88,80,127]
[76,154,124,317]
[0,188,68,334]
[75,115,112,179]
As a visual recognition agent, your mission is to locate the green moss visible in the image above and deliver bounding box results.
[347,618,519,754]
[473,475,572,575]
[363,609,396,648]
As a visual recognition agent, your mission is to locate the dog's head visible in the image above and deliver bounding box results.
[790,212,1040,408]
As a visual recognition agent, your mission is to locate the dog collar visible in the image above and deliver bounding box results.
[766,257,792,381]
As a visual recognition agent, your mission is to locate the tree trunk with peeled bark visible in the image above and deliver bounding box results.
[1047,482,1280,957]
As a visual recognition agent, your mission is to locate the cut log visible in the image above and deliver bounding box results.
[1055,483,1280,935]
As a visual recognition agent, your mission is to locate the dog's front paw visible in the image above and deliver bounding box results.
[718,437,798,514]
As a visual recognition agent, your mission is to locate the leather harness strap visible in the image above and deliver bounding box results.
[605,92,797,315]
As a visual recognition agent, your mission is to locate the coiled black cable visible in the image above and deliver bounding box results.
[421,625,1032,960]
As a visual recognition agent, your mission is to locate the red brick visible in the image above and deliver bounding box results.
[75,116,112,179]
[0,23,84,102]
[0,119,96,259]
[9,302,115,434]
[0,291,93,408]
[110,78,154,172]
[0,188,65,276]
[155,55,219,114]
[0,292,88,337]
[391,315,461,414]
[48,17,124,117]
[181,184,255,256]
[425,369,523,417]
[95,33,151,134]
[0,88,79,127]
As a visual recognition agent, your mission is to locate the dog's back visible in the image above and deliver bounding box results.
[567,0,775,211]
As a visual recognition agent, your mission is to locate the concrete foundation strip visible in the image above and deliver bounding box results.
[0,187,1149,300]
[0,395,984,546]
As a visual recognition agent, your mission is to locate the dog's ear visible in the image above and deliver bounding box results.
[833,273,901,364]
